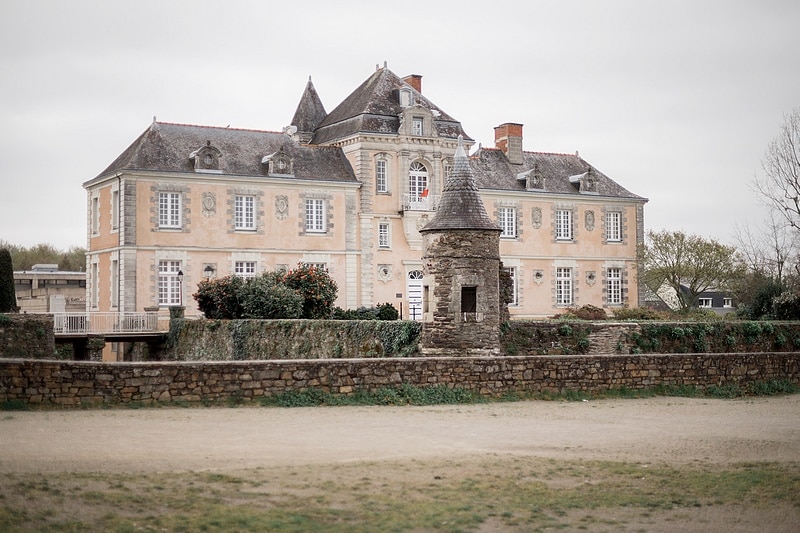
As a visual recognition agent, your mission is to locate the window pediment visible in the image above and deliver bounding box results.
[189,140,222,172]
[517,165,544,190]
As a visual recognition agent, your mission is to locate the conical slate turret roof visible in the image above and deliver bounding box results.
[290,77,327,134]
[420,137,501,233]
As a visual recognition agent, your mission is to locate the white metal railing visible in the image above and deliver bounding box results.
[402,193,440,212]
[53,312,160,335]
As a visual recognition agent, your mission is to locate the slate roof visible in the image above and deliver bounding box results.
[290,77,327,134]
[421,138,501,233]
[91,121,357,183]
[311,67,471,145]
[470,147,646,200]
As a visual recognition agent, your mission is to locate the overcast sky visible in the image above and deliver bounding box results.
[2,0,798,251]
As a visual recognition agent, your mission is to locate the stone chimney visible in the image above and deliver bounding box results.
[494,123,524,165]
[402,74,423,93]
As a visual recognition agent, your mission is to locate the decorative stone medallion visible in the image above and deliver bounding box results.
[275,195,289,220]
[532,207,542,229]
[586,271,597,286]
[585,210,595,231]
[202,192,216,218]
[533,270,544,285]
[378,264,392,283]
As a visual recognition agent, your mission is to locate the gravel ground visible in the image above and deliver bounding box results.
[2,395,799,474]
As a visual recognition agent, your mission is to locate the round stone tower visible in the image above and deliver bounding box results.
[419,136,503,356]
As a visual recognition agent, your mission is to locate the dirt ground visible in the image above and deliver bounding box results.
[2,395,799,531]
[2,395,798,473]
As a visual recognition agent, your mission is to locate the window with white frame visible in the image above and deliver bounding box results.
[304,262,327,271]
[499,207,517,238]
[408,162,428,201]
[305,199,325,233]
[504,267,518,305]
[157,260,182,306]
[376,158,388,193]
[158,192,181,228]
[605,211,622,242]
[378,222,390,248]
[234,261,256,279]
[111,189,119,230]
[412,117,423,136]
[699,298,713,308]
[91,261,99,308]
[556,267,573,306]
[111,259,119,308]
[723,298,733,308]
[234,195,255,230]
[607,267,622,305]
[555,209,573,240]
[91,196,99,235]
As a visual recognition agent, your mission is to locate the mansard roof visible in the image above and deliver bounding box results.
[290,77,327,134]
[421,138,501,233]
[311,66,471,145]
[91,121,357,183]
[470,147,647,200]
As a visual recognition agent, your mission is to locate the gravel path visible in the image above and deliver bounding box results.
[2,395,799,474]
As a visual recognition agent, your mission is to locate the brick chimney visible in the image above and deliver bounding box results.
[494,123,524,165]
[402,74,423,93]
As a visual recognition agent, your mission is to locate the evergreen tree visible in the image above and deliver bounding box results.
[0,248,18,312]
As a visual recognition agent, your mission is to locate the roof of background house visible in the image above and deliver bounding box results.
[90,121,357,184]
[308,67,471,145]
[470,147,646,200]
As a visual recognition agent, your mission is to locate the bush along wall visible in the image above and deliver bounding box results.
[625,321,800,354]
[162,319,421,361]
[502,320,800,356]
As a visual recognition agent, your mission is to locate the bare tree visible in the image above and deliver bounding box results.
[734,212,798,284]
[753,107,800,232]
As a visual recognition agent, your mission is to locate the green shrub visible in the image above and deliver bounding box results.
[240,273,303,319]
[571,304,607,320]
[611,306,664,320]
[193,275,245,319]
[558,324,573,336]
[772,291,800,320]
[280,263,338,319]
[0,249,17,313]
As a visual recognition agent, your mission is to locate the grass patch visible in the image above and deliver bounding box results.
[260,384,485,408]
[0,458,797,532]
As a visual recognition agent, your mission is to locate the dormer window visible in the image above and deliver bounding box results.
[399,88,412,107]
[569,169,599,194]
[261,148,294,176]
[189,140,222,173]
[517,166,544,191]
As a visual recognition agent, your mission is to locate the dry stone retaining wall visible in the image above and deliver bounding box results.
[1,353,798,407]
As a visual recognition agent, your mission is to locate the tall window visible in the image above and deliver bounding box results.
[378,222,390,248]
[607,267,622,305]
[408,162,428,201]
[111,189,119,230]
[504,267,518,306]
[111,259,119,308]
[91,196,100,235]
[412,117,423,136]
[91,262,99,308]
[157,260,182,306]
[556,267,573,306]
[499,207,517,238]
[305,199,325,233]
[234,261,256,278]
[235,195,255,230]
[606,211,621,242]
[158,192,181,228]
[555,209,573,240]
[376,159,388,193]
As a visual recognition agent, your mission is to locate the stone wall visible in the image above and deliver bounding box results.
[0,314,55,359]
[2,353,798,407]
